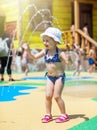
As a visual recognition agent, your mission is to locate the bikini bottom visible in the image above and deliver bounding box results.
[46,73,65,84]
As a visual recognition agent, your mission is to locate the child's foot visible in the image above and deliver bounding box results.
[55,114,69,123]
[9,78,15,81]
[1,78,4,81]
[41,114,53,123]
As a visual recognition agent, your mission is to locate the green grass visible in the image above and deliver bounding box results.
[92,97,97,102]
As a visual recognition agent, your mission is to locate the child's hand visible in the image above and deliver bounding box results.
[65,53,71,64]
[22,43,28,50]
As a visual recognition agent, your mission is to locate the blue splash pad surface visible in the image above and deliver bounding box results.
[0,85,37,102]
[0,76,94,102]
[22,76,94,81]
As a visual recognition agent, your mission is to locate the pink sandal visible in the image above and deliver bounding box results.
[41,114,53,123]
[55,114,69,123]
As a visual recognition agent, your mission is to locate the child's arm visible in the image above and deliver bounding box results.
[22,43,45,60]
[60,51,69,64]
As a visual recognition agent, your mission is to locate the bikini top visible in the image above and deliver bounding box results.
[44,47,61,63]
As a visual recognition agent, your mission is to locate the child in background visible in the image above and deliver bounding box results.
[88,46,96,73]
[70,23,75,45]
[21,46,29,76]
[22,27,69,123]
[72,44,82,76]
[0,31,15,81]
[82,23,89,46]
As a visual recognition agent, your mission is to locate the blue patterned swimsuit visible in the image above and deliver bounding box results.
[44,47,65,84]
[44,47,61,63]
[88,58,95,65]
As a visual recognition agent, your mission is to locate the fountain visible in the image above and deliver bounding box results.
[14,3,61,72]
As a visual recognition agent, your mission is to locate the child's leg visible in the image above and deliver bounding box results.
[54,78,69,123]
[72,61,79,76]
[54,78,66,114]
[25,64,29,76]
[88,64,95,73]
[41,79,54,123]
[77,64,82,76]
[45,79,54,114]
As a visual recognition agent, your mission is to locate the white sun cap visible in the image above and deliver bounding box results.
[40,27,62,44]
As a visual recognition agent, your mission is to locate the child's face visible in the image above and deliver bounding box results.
[42,35,56,49]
